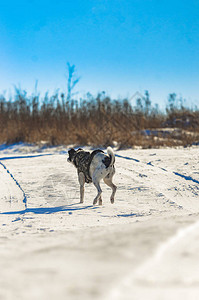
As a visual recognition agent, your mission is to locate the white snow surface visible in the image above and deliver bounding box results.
[0,143,199,300]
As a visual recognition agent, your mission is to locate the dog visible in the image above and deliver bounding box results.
[67,147,117,205]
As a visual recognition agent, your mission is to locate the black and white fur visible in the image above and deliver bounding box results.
[68,147,117,205]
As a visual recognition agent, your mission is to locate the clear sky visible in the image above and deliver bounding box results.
[0,0,199,108]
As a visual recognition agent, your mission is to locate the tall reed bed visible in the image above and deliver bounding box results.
[0,89,198,148]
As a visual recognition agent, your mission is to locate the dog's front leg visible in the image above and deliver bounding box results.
[78,172,85,203]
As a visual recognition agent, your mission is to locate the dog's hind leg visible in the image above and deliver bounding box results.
[78,172,85,203]
[103,176,117,204]
[92,171,102,205]
[98,196,102,206]
[92,180,102,205]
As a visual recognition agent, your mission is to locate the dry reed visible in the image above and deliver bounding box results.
[0,89,198,148]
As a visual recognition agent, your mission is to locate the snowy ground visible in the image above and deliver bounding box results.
[0,143,199,300]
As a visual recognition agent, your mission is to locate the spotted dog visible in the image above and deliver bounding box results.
[67,147,117,205]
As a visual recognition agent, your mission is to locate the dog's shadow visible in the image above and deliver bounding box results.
[0,203,98,215]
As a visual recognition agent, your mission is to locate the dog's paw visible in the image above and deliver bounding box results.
[110,197,114,204]
[99,199,102,205]
[93,198,98,205]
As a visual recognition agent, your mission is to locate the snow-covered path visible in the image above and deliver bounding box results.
[110,220,199,300]
[0,145,198,299]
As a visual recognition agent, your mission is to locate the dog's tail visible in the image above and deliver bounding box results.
[107,147,115,166]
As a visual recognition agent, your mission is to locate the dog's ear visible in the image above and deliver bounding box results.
[68,148,76,161]
[68,148,75,154]
[77,148,83,151]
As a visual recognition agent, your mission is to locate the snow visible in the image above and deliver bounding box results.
[0,143,199,299]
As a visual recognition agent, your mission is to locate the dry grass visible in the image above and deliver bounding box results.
[0,89,199,148]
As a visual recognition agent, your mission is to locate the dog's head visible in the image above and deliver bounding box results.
[67,148,83,165]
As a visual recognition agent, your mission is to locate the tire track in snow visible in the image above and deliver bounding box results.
[0,161,27,208]
[116,153,199,211]
[116,154,199,185]
[117,155,185,212]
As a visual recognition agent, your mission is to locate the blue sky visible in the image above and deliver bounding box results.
[0,0,199,108]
